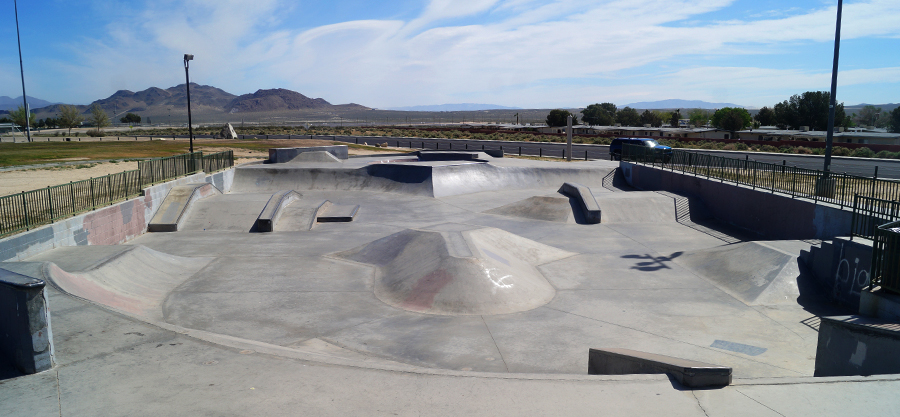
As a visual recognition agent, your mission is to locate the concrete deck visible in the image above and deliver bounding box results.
[2,153,898,415]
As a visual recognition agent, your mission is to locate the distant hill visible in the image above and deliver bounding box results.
[0,95,58,111]
[387,103,521,111]
[624,99,745,110]
[226,89,331,113]
[29,85,368,117]
[845,103,900,113]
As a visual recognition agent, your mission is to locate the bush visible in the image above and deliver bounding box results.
[795,147,813,154]
[875,150,897,159]
[86,130,105,137]
[851,147,875,158]
[760,145,778,153]
[832,146,852,156]
[721,143,736,151]
[735,143,749,151]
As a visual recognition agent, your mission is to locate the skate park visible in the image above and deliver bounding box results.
[1,144,899,415]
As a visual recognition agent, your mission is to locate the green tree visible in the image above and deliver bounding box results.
[89,103,110,133]
[546,109,577,127]
[581,103,616,126]
[854,105,881,127]
[890,107,900,133]
[120,112,141,124]
[9,105,35,129]
[754,106,777,126]
[773,91,845,131]
[687,109,710,127]
[711,107,752,136]
[669,110,682,128]
[58,104,85,135]
[616,107,641,127]
[640,109,662,127]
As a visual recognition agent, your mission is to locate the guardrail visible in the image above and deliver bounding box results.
[623,144,900,209]
[851,195,900,240]
[871,220,900,294]
[0,151,234,238]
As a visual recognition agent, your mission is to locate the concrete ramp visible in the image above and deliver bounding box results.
[558,182,601,224]
[256,190,302,232]
[43,246,213,320]
[148,183,221,232]
[334,226,574,315]
[597,192,677,223]
[315,201,360,223]
[484,196,574,223]
[674,242,801,305]
[289,151,342,164]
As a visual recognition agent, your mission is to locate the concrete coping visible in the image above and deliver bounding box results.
[588,348,732,388]
[256,190,302,233]
[0,268,45,289]
[558,182,601,224]
[821,315,900,337]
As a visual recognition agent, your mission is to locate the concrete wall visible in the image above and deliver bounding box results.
[620,162,852,240]
[0,169,233,263]
[815,316,900,377]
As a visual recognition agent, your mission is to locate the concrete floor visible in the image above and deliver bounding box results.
[4,153,898,416]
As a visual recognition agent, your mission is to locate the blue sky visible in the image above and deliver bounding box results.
[2,0,898,109]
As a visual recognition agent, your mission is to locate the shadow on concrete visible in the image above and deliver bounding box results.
[622,252,684,271]
[601,168,637,192]
[794,257,854,318]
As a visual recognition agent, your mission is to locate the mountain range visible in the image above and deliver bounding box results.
[0,95,59,111]
[386,103,522,111]
[623,99,746,110]
[26,85,369,117]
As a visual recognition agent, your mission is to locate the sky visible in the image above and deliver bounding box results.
[1,0,899,109]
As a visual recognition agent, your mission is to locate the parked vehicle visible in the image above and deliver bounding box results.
[609,138,673,161]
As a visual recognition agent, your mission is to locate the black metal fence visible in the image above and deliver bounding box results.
[623,144,900,208]
[851,195,900,240]
[0,151,234,238]
[871,220,900,294]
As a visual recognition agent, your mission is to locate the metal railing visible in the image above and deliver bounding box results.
[871,220,900,294]
[0,151,234,238]
[622,144,900,208]
[851,195,900,240]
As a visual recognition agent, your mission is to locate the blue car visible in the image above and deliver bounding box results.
[609,138,672,161]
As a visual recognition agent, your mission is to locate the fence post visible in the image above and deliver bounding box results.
[871,166,879,199]
[69,181,75,215]
[22,191,29,231]
[47,187,53,220]
[90,177,96,209]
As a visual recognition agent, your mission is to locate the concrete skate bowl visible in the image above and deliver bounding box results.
[334,225,575,315]
[42,246,213,320]
[673,241,801,306]
[232,162,612,197]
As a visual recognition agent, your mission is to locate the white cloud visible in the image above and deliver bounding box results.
[20,0,900,107]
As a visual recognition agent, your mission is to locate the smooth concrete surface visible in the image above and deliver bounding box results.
[860,289,900,321]
[588,348,732,388]
[558,182,601,223]
[268,145,349,163]
[815,315,900,377]
[2,154,898,415]
[147,182,221,232]
[256,190,302,232]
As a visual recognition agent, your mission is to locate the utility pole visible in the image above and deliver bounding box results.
[14,0,31,142]
[184,54,194,153]
[818,0,842,198]
[566,115,573,162]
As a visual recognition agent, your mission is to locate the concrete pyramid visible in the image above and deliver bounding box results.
[335,225,574,315]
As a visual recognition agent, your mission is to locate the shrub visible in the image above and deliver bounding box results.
[735,143,749,151]
[851,147,875,158]
[795,147,813,154]
[760,145,778,153]
[721,143,736,151]
[832,146,852,156]
[875,150,897,159]
[86,130,105,137]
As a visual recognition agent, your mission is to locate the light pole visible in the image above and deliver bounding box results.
[818,0,842,198]
[184,54,194,153]
[14,0,31,142]
[823,0,843,178]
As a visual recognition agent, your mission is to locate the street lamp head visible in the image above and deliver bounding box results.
[184,54,194,61]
